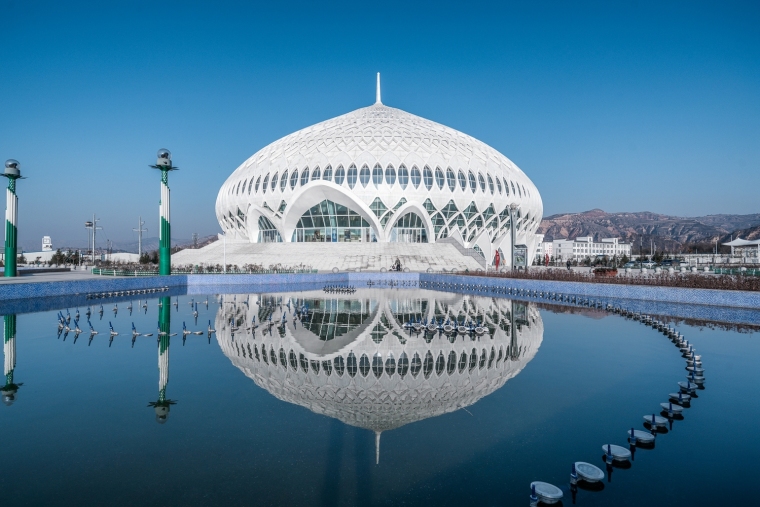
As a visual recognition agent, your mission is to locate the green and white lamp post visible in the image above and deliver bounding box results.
[3,160,23,277]
[149,296,175,423]
[151,149,177,276]
[2,314,20,406]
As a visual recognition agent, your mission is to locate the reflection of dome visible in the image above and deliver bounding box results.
[215,77,542,262]
[216,290,543,434]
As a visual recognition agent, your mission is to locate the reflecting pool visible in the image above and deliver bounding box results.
[1,289,758,506]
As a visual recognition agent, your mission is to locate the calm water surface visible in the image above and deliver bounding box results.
[1,289,758,506]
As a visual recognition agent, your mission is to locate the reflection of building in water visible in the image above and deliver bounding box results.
[2,314,21,406]
[149,297,176,423]
[215,290,543,462]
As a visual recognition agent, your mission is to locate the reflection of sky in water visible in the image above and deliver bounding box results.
[0,290,758,506]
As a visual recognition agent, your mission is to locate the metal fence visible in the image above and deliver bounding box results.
[91,268,318,276]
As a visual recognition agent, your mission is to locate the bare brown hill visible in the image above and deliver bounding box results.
[539,209,760,253]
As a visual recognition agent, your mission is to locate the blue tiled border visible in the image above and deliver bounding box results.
[0,272,757,313]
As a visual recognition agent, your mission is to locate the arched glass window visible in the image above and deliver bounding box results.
[254,176,261,193]
[486,174,494,194]
[270,173,278,191]
[347,165,357,188]
[410,166,421,188]
[446,168,456,191]
[311,167,321,181]
[495,175,502,194]
[289,349,298,370]
[372,353,383,378]
[301,168,310,186]
[293,199,374,243]
[359,165,370,187]
[398,165,408,189]
[334,165,345,185]
[435,167,445,189]
[322,165,332,181]
[458,170,467,191]
[389,212,428,243]
[334,355,345,376]
[398,352,409,378]
[423,351,433,379]
[519,184,524,197]
[248,178,254,195]
[347,352,357,378]
[359,354,371,377]
[385,353,396,376]
[239,180,246,195]
[385,165,396,185]
[372,164,383,187]
[280,170,288,191]
[478,173,486,192]
[257,215,282,243]
[235,181,241,195]
[410,352,421,378]
[504,178,510,196]
[511,181,516,195]
[423,166,433,190]
[262,174,269,194]
[290,170,298,189]
[435,352,445,376]
[468,171,477,192]
[447,350,457,375]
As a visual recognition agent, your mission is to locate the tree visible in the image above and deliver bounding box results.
[139,252,151,264]
[149,250,159,264]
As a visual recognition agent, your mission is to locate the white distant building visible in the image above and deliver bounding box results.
[42,236,52,251]
[552,236,630,262]
[534,234,553,262]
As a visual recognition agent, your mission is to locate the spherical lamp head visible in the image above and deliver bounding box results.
[156,149,172,169]
[4,159,20,178]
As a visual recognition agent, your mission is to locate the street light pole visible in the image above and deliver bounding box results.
[2,160,23,277]
[151,149,178,276]
[508,203,518,270]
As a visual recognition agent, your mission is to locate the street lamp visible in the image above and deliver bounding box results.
[508,203,518,270]
[150,149,178,276]
[2,160,23,277]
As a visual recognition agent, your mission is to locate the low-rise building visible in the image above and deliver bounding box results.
[552,236,630,262]
[534,234,553,263]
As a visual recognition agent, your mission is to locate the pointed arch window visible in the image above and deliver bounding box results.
[290,170,299,189]
[446,168,456,191]
[254,176,261,193]
[248,178,254,195]
[347,165,358,188]
[280,170,288,191]
[311,167,321,181]
[300,168,310,186]
[435,167,445,189]
[496,176,502,194]
[334,165,345,185]
[397,165,408,189]
[359,165,370,187]
[322,165,332,181]
[270,173,278,192]
[385,165,396,185]
[410,166,421,188]
[262,174,269,194]
[372,164,383,187]
[478,173,486,192]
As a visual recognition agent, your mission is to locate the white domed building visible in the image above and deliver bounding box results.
[215,290,543,461]
[214,76,542,267]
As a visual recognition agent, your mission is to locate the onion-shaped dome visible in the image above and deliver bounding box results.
[216,79,542,263]
[215,290,543,434]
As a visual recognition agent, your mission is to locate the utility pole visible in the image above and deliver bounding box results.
[133,216,148,257]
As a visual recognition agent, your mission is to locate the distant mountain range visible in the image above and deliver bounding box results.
[538,209,760,253]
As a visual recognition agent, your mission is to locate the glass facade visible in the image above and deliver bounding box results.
[257,216,282,243]
[389,212,428,243]
[292,199,376,243]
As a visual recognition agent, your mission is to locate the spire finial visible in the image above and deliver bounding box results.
[376,72,381,104]
[375,431,381,464]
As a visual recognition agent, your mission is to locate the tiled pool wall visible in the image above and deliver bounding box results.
[0,272,758,319]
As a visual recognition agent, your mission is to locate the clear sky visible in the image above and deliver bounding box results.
[0,1,758,251]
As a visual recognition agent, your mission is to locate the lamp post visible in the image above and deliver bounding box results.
[2,160,23,277]
[2,314,19,406]
[150,149,178,276]
[149,295,175,423]
[508,203,518,270]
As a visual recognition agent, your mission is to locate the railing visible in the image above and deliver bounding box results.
[91,268,318,276]
[712,267,760,276]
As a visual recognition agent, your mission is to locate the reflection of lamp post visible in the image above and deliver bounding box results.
[149,296,176,423]
[508,203,518,270]
[3,160,23,277]
[150,149,178,276]
[2,314,21,406]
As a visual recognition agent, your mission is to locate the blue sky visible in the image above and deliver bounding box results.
[0,1,758,250]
